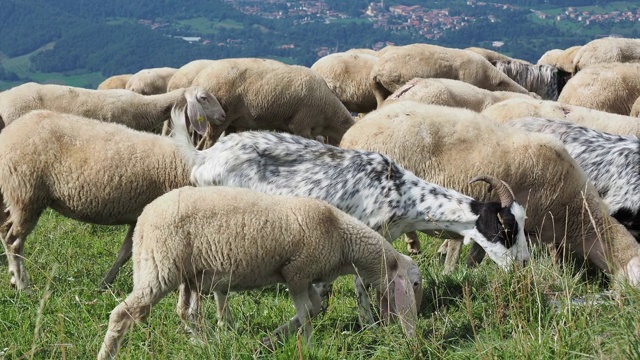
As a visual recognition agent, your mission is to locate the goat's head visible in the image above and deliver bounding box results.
[183,86,226,134]
[468,175,530,270]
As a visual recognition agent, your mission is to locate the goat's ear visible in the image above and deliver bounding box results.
[185,96,208,135]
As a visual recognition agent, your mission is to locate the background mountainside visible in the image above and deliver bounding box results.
[1,0,638,90]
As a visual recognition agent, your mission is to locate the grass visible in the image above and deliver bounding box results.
[2,210,640,359]
[174,18,245,35]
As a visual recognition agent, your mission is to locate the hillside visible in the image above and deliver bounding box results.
[1,0,638,90]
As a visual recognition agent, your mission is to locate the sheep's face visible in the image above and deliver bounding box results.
[184,86,226,134]
[469,201,530,270]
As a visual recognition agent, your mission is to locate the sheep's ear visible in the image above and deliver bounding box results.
[185,97,208,135]
[393,273,417,338]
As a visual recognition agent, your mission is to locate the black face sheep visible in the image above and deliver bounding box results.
[508,117,640,237]
[97,186,418,359]
[0,89,224,292]
[340,101,640,286]
[0,82,225,132]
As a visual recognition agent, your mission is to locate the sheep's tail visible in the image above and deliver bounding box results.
[170,106,205,169]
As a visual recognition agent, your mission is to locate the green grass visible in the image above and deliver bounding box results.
[2,210,640,359]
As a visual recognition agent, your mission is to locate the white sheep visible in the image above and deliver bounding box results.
[171,105,528,324]
[125,67,178,95]
[573,37,640,72]
[508,117,640,237]
[537,45,581,74]
[481,97,640,137]
[370,43,530,107]
[558,62,640,115]
[493,60,566,100]
[97,186,418,359]
[310,51,379,113]
[97,74,133,90]
[340,101,640,285]
[382,77,535,112]
[0,82,225,132]
[190,58,354,147]
[465,47,530,64]
[0,90,224,291]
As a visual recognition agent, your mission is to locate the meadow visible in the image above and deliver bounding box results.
[2,210,640,359]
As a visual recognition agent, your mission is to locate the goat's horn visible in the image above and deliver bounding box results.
[469,175,516,208]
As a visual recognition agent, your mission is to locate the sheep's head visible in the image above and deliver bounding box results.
[467,175,530,270]
[184,86,226,134]
[376,252,419,338]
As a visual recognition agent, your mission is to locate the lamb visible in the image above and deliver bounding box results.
[493,60,567,100]
[573,37,640,72]
[97,74,133,90]
[557,62,640,115]
[171,106,528,324]
[190,58,354,147]
[507,117,640,237]
[310,51,379,113]
[0,91,224,291]
[125,67,178,95]
[340,101,640,286]
[0,82,226,132]
[382,77,536,112]
[370,43,530,107]
[97,186,419,359]
[481,98,640,137]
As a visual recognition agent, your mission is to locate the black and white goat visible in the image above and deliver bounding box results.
[494,60,570,101]
[509,117,640,238]
[172,108,530,324]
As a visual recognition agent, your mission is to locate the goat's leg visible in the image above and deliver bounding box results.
[466,241,486,268]
[161,119,172,136]
[443,238,462,274]
[404,231,421,255]
[101,224,135,288]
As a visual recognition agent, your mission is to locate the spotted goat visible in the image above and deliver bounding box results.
[509,117,640,238]
[171,108,530,325]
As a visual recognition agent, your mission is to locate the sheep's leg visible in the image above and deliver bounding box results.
[405,231,421,255]
[354,275,375,326]
[443,238,462,274]
[213,290,233,327]
[177,283,203,336]
[161,119,172,136]
[2,208,40,292]
[97,289,156,360]
[101,224,135,288]
[265,282,320,347]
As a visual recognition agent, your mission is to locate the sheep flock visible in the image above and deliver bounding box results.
[1,36,640,358]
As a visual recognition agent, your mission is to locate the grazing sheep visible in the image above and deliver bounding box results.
[465,47,529,64]
[0,82,225,132]
[494,60,567,100]
[311,51,379,113]
[97,186,419,359]
[97,74,133,90]
[573,37,640,72]
[0,91,224,291]
[632,96,640,117]
[481,98,640,137]
[508,117,640,237]
[172,106,528,324]
[537,45,582,75]
[191,58,354,146]
[370,43,530,107]
[340,101,640,286]
[558,62,640,115]
[125,67,178,95]
[382,77,535,112]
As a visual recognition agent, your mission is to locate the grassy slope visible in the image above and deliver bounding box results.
[1,210,640,359]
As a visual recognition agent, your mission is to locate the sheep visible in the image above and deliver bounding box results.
[464,47,530,64]
[97,186,419,359]
[557,62,640,116]
[481,98,640,137]
[340,101,640,286]
[310,51,379,113]
[370,43,530,107]
[97,74,133,90]
[493,60,567,100]
[382,77,536,112]
[190,58,354,147]
[125,67,178,95]
[536,49,563,66]
[0,91,224,292]
[171,106,529,324]
[632,95,640,117]
[0,82,226,132]
[537,45,581,75]
[507,117,640,237]
[573,37,640,72]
